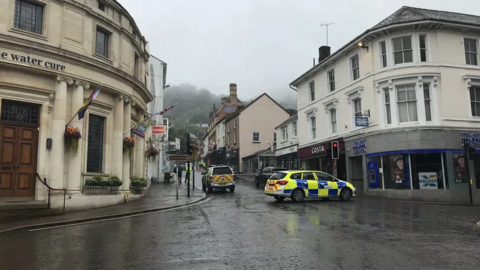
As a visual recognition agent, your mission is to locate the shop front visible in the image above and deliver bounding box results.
[226,149,239,173]
[345,129,480,203]
[275,145,299,169]
[298,140,346,178]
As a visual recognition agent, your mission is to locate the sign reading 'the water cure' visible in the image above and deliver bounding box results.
[0,51,66,72]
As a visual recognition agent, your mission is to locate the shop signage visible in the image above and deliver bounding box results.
[275,145,298,157]
[152,125,166,135]
[460,132,480,148]
[290,136,298,141]
[355,117,369,127]
[353,140,367,155]
[1,51,66,72]
[298,143,327,159]
[418,172,438,190]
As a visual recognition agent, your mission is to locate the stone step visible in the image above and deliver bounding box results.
[0,200,48,210]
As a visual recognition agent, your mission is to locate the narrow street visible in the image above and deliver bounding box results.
[1,172,479,270]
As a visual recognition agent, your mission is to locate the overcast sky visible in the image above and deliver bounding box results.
[119,0,479,100]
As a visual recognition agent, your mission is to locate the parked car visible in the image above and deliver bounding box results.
[255,167,287,187]
[202,166,235,193]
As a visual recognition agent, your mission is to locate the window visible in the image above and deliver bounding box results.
[95,27,110,58]
[424,84,432,121]
[302,172,315,180]
[328,69,335,92]
[310,116,316,139]
[98,2,105,11]
[87,114,105,173]
[292,121,297,136]
[392,36,413,64]
[234,132,237,144]
[290,173,302,179]
[213,167,233,175]
[384,89,392,124]
[380,41,387,67]
[315,172,333,181]
[281,127,288,141]
[253,132,259,142]
[274,133,276,142]
[14,0,44,35]
[227,124,230,132]
[397,85,418,123]
[353,99,362,116]
[309,81,315,101]
[350,55,359,80]
[134,53,140,79]
[419,35,427,62]
[227,134,230,145]
[234,120,237,129]
[470,86,480,117]
[330,109,337,133]
[465,38,478,66]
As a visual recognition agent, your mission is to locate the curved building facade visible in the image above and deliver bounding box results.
[291,6,480,203]
[0,0,153,209]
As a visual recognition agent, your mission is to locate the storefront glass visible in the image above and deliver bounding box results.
[410,153,445,190]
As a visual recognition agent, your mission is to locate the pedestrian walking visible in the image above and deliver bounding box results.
[178,166,183,183]
[184,166,190,183]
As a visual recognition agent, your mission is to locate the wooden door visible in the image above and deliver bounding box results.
[0,125,38,198]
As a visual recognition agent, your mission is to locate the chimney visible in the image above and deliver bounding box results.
[318,46,331,63]
[229,83,237,97]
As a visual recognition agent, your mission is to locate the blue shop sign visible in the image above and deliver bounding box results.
[353,140,367,155]
[355,117,369,127]
[461,132,480,148]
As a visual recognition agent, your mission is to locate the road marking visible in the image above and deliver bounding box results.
[28,197,212,232]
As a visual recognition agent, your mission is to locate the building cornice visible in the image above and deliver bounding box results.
[0,34,153,105]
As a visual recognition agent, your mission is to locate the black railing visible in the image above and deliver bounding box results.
[36,173,66,214]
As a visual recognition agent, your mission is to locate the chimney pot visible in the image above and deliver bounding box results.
[229,83,237,97]
[318,46,331,63]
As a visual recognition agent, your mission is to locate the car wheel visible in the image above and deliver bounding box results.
[339,188,353,201]
[291,188,305,202]
[274,196,285,201]
[229,187,235,193]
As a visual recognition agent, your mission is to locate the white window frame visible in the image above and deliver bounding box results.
[234,119,237,129]
[350,54,360,81]
[330,109,337,134]
[464,37,478,66]
[327,69,335,92]
[310,115,316,140]
[419,34,428,63]
[323,98,338,133]
[252,132,260,143]
[384,87,392,125]
[469,84,480,117]
[345,87,363,128]
[392,35,414,65]
[379,40,388,68]
[292,121,297,136]
[423,83,432,121]
[396,84,418,123]
[281,126,288,141]
[309,80,315,101]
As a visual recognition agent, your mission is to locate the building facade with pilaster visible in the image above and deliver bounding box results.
[0,0,152,210]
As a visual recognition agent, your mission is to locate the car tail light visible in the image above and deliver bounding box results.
[276,180,288,185]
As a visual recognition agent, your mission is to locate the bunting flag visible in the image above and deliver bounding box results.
[131,104,177,138]
[78,85,102,120]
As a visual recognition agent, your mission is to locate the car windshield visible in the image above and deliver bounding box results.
[269,172,287,180]
[212,167,233,175]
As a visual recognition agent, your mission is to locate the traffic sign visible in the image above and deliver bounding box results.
[152,125,166,135]
[168,155,190,161]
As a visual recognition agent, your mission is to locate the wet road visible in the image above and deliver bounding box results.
[1,172,480,270]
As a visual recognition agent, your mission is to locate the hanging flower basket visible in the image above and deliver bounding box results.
[123,136,135,158]
[64,126,81,154]
[145,146,159,162]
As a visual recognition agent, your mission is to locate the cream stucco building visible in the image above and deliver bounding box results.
[0,0,153,210]
[291,6,480,203]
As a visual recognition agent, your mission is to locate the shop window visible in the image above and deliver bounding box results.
[87,114,105,173]
[410,153,445,190]
[381,154,411,189]
[14,0,44,35]
[452,153,468,184]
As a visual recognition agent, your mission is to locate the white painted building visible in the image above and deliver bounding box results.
[274,114,299,169]
[147,56,167,183]
[290,6,480,203]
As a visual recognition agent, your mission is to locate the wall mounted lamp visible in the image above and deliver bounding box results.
[357,42,369,52]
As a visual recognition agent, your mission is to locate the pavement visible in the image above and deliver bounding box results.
[1,177,479,269]
[0,173,205,234]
